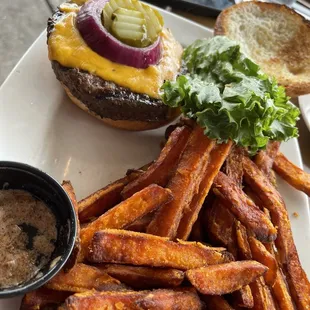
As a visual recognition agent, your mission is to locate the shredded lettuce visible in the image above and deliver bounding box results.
[161,36,300,154]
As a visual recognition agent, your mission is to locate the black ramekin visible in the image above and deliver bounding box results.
[0,161,77,298]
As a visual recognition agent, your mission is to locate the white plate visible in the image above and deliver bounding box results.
[0,7,309,309]
[300,94,310,131]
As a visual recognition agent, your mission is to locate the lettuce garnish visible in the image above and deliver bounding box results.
[161,36,300,154]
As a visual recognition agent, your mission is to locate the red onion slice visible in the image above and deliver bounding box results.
[76,0,161,69]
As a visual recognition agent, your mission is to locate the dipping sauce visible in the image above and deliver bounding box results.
[0,190,57,289]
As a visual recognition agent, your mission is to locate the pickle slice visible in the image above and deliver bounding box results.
[102,0,164,47]
[111,8,148,47]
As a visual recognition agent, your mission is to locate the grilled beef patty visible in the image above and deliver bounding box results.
[51,61,174,122]
[47,9,177,124]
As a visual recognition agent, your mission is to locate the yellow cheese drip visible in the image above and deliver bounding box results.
[48,11,182,98]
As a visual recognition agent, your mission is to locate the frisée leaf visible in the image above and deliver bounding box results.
[161,36,299,154]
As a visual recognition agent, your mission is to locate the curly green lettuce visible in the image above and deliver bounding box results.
[161,36,300,154]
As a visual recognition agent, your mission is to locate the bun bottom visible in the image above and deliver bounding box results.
[63,85,180,131]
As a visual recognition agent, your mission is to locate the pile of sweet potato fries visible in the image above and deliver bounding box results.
[21,120,310,310]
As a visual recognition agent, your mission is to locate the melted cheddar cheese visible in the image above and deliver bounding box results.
[48,9,183,99]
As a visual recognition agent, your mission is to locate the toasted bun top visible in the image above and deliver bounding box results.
[214,2,310,98]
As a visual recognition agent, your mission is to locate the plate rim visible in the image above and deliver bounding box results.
[299,95,310,132]
[0,0,308,232]
[0,5,309,308]
[0,0,308,226]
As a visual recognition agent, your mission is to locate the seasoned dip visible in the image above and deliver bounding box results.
[0,190,57,289]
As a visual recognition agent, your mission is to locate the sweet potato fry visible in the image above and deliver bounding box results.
[188,209,205,242]
[147,126,215,239]
[60,289,202,310]
[87,229,230,269]
[244,186,264,209]
[243,156,310,310]
[186,261,267,295]
[213,217,253,308]
[201,295,233,310]
[225,144,268,310]
[232,285,254,309]
[231,221,255,308]
[250,277,277,310]
[254,156,295,310]
[248,237,277,286]
[243,156,295,262]
[216,148,255,309]
[125,212,154,232]
[210,208,253,307]
[45,263,119,293]
[274,152,310,197]
[20,287,71,310]
[122,126,191,199]
[126,161,152,175]
[164,119,195,140]
[164,124,181,140]
[80,184,173,260]
[234,214,277,309]
[177,239,227,253]
[255,141,280,184]
[176,141,232,240]
[265,242,295,310]
[179,116,197,128]
[102,264,184,289]
[224,146,256,308]
[272,269,295,310]
[213,172,277,242]
[62,181,81,272]
[134,289,203,310]
[78,170,142,223]
[235,220,252,260]
[205,200,238,258]
[225,145,245,186]
[97,283,132,292]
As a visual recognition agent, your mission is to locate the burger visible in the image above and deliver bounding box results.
[47,0,183,130]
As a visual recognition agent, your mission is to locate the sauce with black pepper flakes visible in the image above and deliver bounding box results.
[0,190,57,288]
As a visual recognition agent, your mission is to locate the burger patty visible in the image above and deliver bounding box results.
[48,9,175,123]
[51,61,173,122]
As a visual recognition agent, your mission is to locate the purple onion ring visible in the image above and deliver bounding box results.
[76,0,161,69]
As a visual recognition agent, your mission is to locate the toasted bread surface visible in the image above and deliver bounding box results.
[215,2,310,97]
